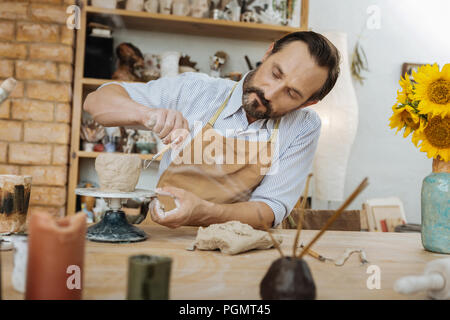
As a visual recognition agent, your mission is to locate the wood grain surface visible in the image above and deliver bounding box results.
[0,226,443,300]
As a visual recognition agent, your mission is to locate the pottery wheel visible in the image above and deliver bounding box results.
[75,188,157,243]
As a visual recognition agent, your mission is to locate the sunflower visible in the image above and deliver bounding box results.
[412,115,450,161]
[397,73,414,104]
[413,63,450,117]
[389,104,421,137]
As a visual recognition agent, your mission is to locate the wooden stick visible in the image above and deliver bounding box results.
[257,210,284,258]
[299,243,327,262]
[298,177,369,259]
[292,173,313,257]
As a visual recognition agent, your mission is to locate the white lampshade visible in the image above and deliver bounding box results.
[311,32,359,202]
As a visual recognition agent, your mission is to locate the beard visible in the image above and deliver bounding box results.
[242,70,274,119]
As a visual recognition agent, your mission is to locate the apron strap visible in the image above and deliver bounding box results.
[208,82,239,126]
[270,118,281,142]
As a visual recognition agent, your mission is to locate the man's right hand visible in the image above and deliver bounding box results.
[141,108,190,144]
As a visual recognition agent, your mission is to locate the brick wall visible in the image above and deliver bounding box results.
[0,0,75,218]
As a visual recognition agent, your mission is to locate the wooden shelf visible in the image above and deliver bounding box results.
[86,5,304,41]
[78,150,162,161]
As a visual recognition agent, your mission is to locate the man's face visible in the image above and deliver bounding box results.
[242,41,329,119]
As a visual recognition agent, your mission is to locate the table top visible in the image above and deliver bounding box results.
[1,225,444,300]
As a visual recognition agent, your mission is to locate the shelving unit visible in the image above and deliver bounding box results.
[67,0,309,215]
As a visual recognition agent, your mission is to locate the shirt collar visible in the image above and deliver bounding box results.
[221,72,250,120]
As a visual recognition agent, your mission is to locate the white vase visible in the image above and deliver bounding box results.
[91,0,118,9]
[311,32,359,202]
[160,51,180,78]
[126,0,144,11]
[144,0,159,13]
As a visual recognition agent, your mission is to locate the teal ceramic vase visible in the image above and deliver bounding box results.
[421,159,450,254]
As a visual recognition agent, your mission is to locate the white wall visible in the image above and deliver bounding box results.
[81,0,450,223]
[309,0,450,223]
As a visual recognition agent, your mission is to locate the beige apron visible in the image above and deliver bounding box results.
[156,84,280,211]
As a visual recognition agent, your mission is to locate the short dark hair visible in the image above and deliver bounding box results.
[271,31,341,102]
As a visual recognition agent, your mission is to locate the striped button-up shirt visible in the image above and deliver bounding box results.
[101,72,321,227]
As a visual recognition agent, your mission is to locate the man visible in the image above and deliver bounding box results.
[84,31,340,230]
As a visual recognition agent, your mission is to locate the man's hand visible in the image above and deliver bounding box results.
[149,186,209,228]
[142,108,189,144]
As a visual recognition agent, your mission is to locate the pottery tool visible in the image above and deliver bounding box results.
[298,177,369,259]
[299,243,328,262]
[0,77,16,105]
[334,248,369,266]
[259,177,369,300]
[394,258,450,300]
[291,173,313,252]
[75,188,156,242]
[144,135,183,169]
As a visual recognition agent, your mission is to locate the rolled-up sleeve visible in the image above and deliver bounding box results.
[249,111,321,227]
[97,73,194,111]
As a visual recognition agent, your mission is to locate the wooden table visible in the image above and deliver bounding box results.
[0,226,444,300]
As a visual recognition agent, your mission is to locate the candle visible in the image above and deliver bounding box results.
[25,211,86,300]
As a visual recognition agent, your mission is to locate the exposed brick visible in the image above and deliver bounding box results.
[64,0,76,4]
[0,120,22,141]
[29,206,64,219]
[0,59,13,78]
[0,164,20,175]
[52,144,68,165]
[58,63,72,81]
[9,80,24,98]
[20,165,67,186]
[55,102,71,122]
[16,60,58,80]
[27,81,72,102]
[29,43,73,63]
[0,21,15,41]
[17,22,59,43]
[30,186,66,206]
[11,99,54,121]
[0,42,27,59]
[24,121,70,144]
[0,99,10,119]
[0,2,28,20]
[31,4,67,24]
[0,141,6,162]
[61,27,74,46]
[9,143,52,165]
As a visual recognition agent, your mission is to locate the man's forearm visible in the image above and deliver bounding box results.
[193,200,275,230]
[83,84,148,127]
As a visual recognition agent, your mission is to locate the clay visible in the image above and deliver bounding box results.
[260,257,316,300]
[189,221,283,255]
[0,175,32,234]
[95,153,141,192]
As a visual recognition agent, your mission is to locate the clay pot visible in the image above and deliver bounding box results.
[260,257,316,300]
[0,175,32,234]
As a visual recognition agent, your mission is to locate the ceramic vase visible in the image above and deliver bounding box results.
[421,158,449,254]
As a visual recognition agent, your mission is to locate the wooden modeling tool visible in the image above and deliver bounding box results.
[260,177,369,300]
[144,135,183,169]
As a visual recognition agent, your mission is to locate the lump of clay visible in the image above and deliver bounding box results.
[95,153,141,192]
[190,221,283,255]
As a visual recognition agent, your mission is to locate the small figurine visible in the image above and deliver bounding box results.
[80,119,106,151]
[191,0,210,18]
[210,51,228,78]
[112,42,145,81]
[179,54,199,73]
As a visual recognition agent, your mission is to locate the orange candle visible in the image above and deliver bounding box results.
[25,211,86,300]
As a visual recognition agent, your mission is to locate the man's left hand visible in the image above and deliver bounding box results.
[149,186,206,228]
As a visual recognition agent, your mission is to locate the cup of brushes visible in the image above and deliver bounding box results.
[260,177,369,300]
